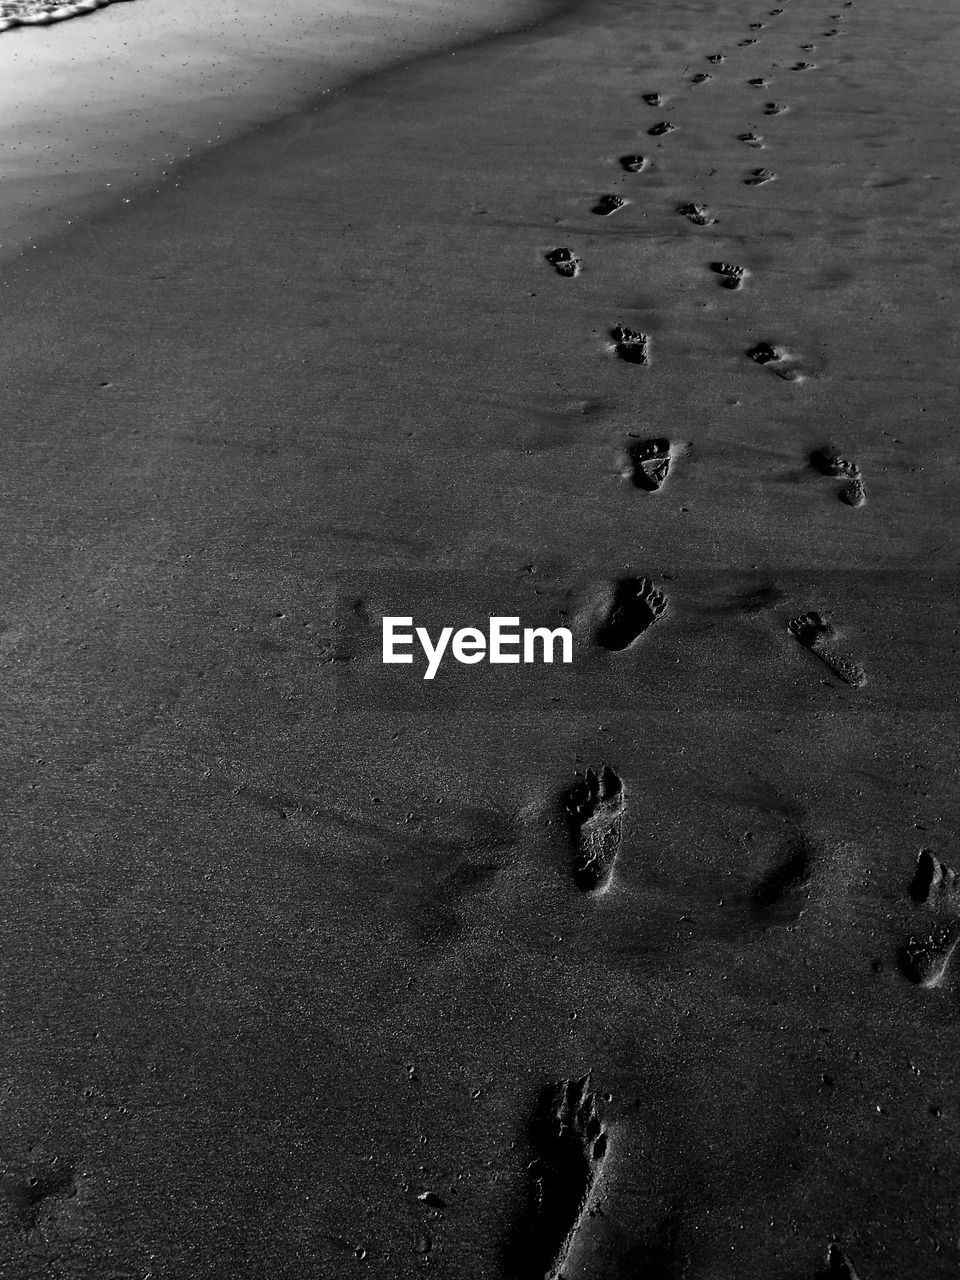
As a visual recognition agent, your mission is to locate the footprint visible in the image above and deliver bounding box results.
[764,101,789,114]
[819,1244,861,1280]
[596,577,667,650]
[678,202,718,226]
[744,167,776,185]
[707,53,726,63]
[910,848,959,908]
[809,448,866,507]
[746,341,804,380]
[748,340,781,365]
[610,325,650,365]
[738,37,758,45]
[506,1076,608,1279]
[593,193,626,216]
[747,76,768,87]
[711,261,747,289]
[739,131,766,147]
[642,92,663,106]
[648,121,676,137]
[620,154,648,173]
[900,850,960,987]
[565,766,625,893]
[792,60,816,69]
[838,474,865,507]
[903,928,960,988]
[546,247,580,278]
[769,7,784,12]
[787,612,866,687]
[749,21,765,28]
[623,436,672,490]
[691,72,712,84]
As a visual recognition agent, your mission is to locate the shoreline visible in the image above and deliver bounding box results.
[1,0,959,1274]
[0,0,576,262]
[0,0,136,32]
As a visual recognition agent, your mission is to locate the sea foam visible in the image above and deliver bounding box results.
[0,0,132,30]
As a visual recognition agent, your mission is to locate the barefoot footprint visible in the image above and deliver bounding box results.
[620,154,648,173]
[748,340,781,364]
[623,436,672,490]
[546,247,580,278]
[900,850,960,987]
[593,193,626,216]
[821,1243,862,1280]
[711,261,747,289]
[787,612,866,687]
[809,448,866,506]
[747,340,805,381]
[596,577,667,650]
[510,1075,608,1277]
[610,325,650,365]
[744,167,776,185]
[678,202,718,226]
[565,767,625,892]
[648,121,676,137]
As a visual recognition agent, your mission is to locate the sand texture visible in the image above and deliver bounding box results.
[1,0,959,1275]
[0,0,562,259]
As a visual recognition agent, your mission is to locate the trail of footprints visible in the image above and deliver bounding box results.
[541,0,866,505]
[523,3,895,1273]
[0,6,904,1279]
[535,0,873,828]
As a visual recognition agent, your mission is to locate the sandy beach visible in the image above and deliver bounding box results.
[1,0,959,1275]
[0,0,563,258]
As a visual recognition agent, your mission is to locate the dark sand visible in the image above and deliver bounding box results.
[1,0,959,1275]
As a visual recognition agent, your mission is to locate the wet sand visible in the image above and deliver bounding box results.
[1,0,959,1275]
[0,0,562,259]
